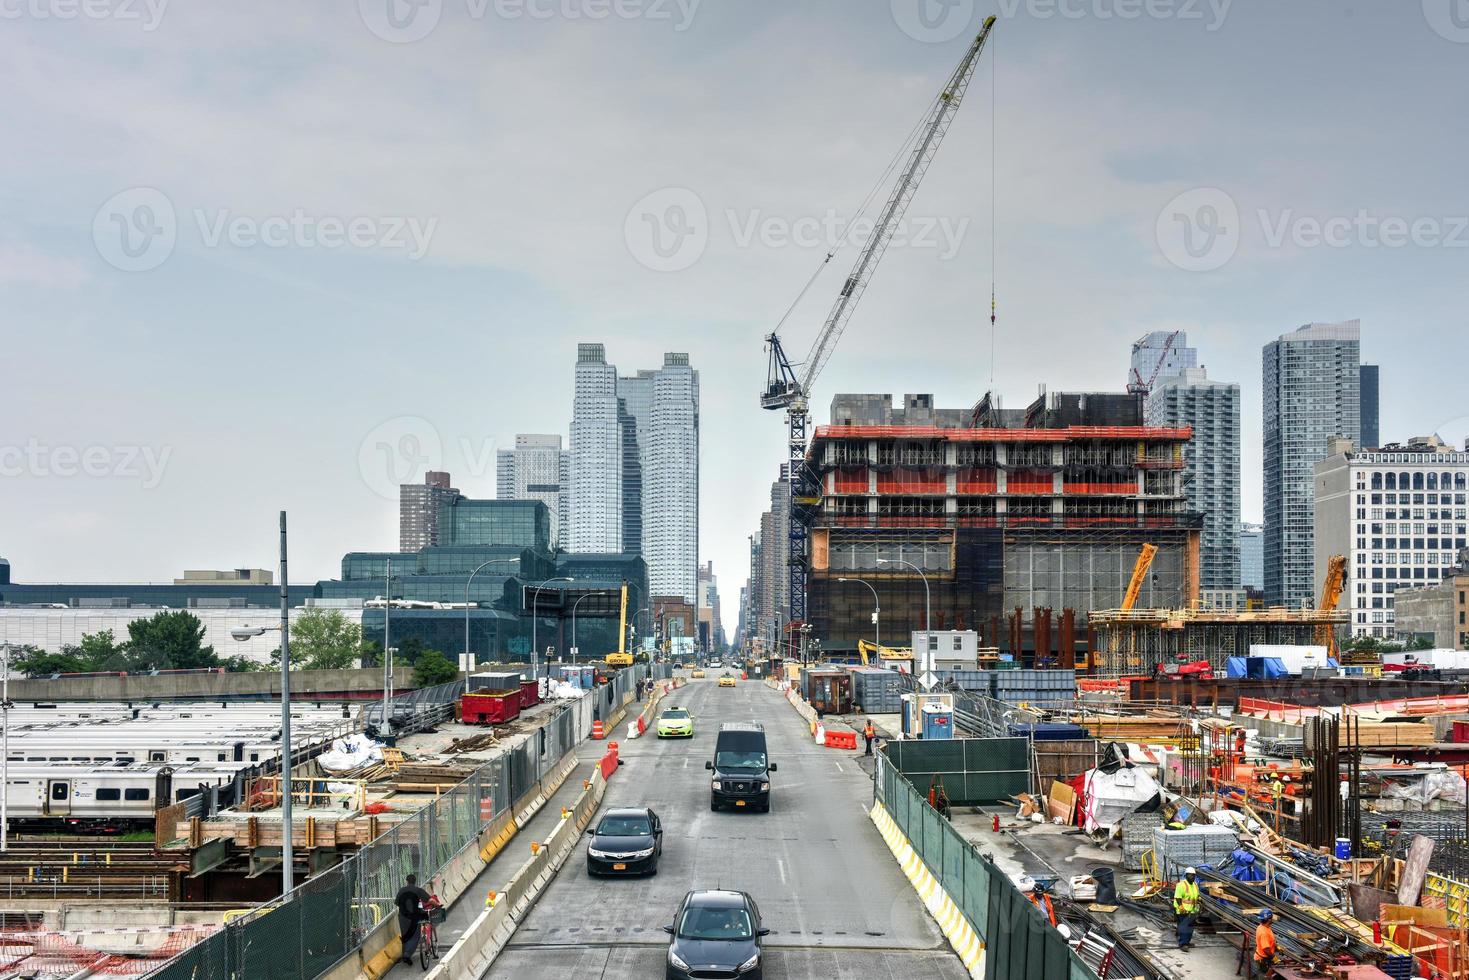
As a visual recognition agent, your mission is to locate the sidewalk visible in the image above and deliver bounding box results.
[378,738,610,978]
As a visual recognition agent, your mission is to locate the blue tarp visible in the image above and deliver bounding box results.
[1226,657,1249,678]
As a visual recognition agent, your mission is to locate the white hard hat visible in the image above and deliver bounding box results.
[1185,867,1196,875]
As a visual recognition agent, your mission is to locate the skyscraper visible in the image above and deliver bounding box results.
[568,344,623,553]
[1128,331,1197,391]
[1239,523,1264,590]
[1360,364,1381,449]
[497,434,571,547]
[1263,320,1363,607]
[1144,352,1241,590]
[399,471,459,551]
[568,345,700,603]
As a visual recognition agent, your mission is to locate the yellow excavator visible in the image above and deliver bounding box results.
[604,582,633,669]
[857,639,913,666]
[1316,554,1347,660]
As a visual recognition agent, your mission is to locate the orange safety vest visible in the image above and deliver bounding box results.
[1030,891,1057,926]
[1254,923,1276,961]
[864,723,875,738]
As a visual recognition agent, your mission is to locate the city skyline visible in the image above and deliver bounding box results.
[3,3,1465,610]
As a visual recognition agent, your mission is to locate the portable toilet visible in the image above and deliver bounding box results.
[921,703,953,740]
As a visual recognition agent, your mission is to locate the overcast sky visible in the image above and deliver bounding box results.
[3,1,1467,631]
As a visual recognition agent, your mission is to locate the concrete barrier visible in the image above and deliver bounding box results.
[10,666,417,702]
[423,769,610,980]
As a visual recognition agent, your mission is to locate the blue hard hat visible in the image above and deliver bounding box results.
[1259,909,1273,921]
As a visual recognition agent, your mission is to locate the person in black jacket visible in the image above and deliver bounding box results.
[396,874,431,963]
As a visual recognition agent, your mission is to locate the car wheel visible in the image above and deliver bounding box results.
[710,800,720,812]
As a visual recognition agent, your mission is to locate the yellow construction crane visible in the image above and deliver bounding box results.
[1121,543,1159,611]
[1316,554,1347,659]
[604,582,633,668]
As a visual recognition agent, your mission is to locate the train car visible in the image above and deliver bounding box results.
[3,762,244,831]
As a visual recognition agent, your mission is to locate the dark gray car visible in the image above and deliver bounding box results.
[664,889,767,980]
[586,806,662,876]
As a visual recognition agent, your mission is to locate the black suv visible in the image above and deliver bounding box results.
[664,889,768,980]
[706,722,775,812]
[585,806,662,876]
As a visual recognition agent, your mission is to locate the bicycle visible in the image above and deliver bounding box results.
[417,897,444,970]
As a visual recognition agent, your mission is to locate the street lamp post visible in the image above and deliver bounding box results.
[630,607,651,660]
[383,559,393,737]
[529,577,574,684]
[228,511,295,894]
[570,592,595,665]
[877,557,931,674]
[465,558,518,683]
[1,642,12,853]
[838,577,881,654]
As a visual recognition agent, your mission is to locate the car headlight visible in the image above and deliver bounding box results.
[761,782,770,791]
[668,949,691,971]
[738,953,760,972]
[711,780,721,790]
[588,847,610,859]
[632,846,655,859]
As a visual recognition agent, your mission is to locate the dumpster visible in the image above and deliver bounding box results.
[519,678,542,708]
[460,690,521,724]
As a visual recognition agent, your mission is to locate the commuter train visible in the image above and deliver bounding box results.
[2,762,246,830]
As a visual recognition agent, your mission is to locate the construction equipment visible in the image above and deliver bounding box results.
[1315,554,1347,659]
[760,17,998,624]
[1127,329,1181,395]
[857,639,914,667]
[1095,544,1158,671]
[604,582,633,668]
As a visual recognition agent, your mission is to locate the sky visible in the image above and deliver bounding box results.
[3,0,1467,635]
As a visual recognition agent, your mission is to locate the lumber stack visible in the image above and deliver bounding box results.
[1077,716,1185,741]
[1343,722,1434,747]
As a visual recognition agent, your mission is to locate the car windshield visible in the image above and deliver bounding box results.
[715,750,766,771]
[597,815,651,836]
[678,905,752,941]
[662,709,689,719]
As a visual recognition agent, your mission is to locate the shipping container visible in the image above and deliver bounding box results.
[469,670,525,692]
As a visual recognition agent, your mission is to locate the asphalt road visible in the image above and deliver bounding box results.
[484,676,969,979]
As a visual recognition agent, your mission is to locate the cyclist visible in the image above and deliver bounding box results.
[396,874,432,964]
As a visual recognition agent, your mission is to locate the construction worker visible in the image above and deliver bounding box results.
[1252,909,1276,979]
[1173,867,1201,949]
[863,719,877,756]
[1028,881,1057,926]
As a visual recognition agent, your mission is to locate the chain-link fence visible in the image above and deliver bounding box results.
[875,752,1095,980]
[144,671,642,980]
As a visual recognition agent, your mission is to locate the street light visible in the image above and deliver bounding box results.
[877,557,931,673]
[1,642,14,853]
[838,576,881,655]
[630,607,652,660]
[570,592,596,665]
[465,558,518,682]
[529,577,574,683]
[229,510,295,894]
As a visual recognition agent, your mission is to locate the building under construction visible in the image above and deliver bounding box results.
[804,390,1202,659]
[1089,605,1351,677]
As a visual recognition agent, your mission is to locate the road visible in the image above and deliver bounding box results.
[485,675,968,979]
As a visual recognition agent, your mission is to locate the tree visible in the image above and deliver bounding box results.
[273,609,362,670]
[412,649,458,687]
[1408,635,1436,651]
[126,610,219,670]
[222,655,265,673]
[395,637,427,665]
[78,629,125,665]
[12,646,89,677]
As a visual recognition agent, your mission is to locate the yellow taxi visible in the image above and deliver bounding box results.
[690,668,706,678]
[717,673,737,688]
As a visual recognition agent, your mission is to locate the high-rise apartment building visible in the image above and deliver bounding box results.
[497,434,571,547]
[1143,348,1241,589]
[568,344,623,553]
[1263,321,1363,607]
[568,345,700,603]
[1239,522,1264,589]
[1314,435,1469,638]
[1360,365,1381,451]
[399,471,459,551]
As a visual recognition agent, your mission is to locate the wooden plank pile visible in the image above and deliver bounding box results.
[1343,721,1434,746]
[391,761,479,792]
[1076,715,1185,741]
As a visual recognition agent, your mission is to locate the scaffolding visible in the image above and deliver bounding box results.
[1089,606,1351,676]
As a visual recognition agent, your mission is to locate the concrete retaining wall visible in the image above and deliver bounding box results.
[10,666,417,702]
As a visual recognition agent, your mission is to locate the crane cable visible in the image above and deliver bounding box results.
[769,91,946,355]
[989,30,997,387]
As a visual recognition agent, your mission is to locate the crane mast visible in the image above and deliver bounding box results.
[761,17,997,632]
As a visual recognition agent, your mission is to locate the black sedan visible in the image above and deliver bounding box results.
[585,806,662,876]
[664,889,768,980]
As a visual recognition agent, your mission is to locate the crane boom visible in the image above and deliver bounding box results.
[760,18,997,627]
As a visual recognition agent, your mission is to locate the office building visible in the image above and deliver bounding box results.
[1263,320,1363,607]
[1239,523,1264,589]
[1360,365,1380,451]
[399,471,459,552]
[1128,331,1197,391]
[568,345,699,603]
[1313,435,1469,638]
[497,434,571,547]
[1144,358,1241,590]
[174,569,273,586]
